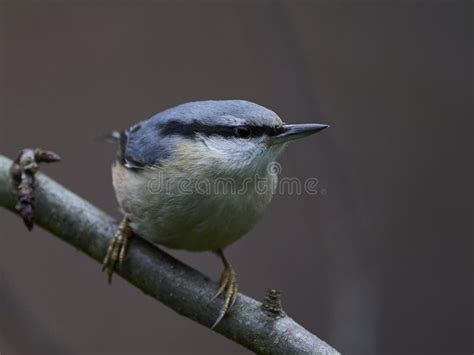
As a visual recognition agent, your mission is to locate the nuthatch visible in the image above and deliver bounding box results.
[102,100,328,328]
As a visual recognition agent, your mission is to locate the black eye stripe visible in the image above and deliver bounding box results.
[159,120,284,138]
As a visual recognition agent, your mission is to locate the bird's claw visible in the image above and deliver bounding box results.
[211,254,238,329]
[102,218,132,283]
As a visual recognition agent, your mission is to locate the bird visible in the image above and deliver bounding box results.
[102,99,328,328]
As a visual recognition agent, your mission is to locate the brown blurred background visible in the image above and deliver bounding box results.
[0,1,472,354]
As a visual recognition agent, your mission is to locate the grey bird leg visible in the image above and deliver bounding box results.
[102,217,133,283]
[211,250,238,329]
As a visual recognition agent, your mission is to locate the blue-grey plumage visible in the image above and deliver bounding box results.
[104,99,328,327]
[120,100,283,169]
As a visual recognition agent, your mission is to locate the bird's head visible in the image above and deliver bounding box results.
[121,100,328,175]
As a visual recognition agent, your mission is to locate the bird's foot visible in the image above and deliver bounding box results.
[211,250,238,329]
[102,217,133,283]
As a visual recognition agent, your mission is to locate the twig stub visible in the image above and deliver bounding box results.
[10,148,61,230]
[262,288,286,318]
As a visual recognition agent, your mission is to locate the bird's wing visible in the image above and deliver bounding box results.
[118,121,173,170]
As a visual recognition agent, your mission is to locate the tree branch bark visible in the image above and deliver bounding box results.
[0,154,339,355]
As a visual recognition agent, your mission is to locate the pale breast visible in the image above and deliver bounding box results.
[112,162,276,251]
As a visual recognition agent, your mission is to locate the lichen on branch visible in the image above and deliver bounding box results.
[10,148,61,230]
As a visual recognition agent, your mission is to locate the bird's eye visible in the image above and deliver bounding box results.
[234,126,251,139]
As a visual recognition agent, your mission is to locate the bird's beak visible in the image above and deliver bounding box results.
[269,123,329,145]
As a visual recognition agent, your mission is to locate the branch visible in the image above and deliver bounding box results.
[0,154,339,355]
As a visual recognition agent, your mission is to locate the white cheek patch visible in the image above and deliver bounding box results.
[204,136,260,160]
[193,135,283,175]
